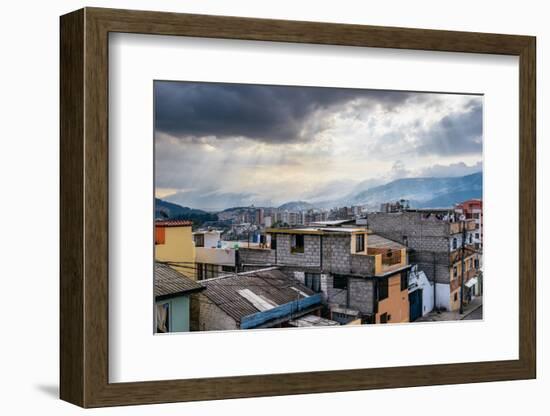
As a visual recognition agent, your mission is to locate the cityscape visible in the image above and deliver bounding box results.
[153,81,483,333]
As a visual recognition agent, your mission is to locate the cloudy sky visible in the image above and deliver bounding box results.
[154,81,482,211]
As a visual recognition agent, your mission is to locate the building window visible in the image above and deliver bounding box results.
[400,272,408,291]
[355,234,365,253]
[380,313,388,324]
[452,238,458,250]
[194,234,204,247]
[205,264,217,279]
[196,263,204,280]
[305,273,321,292]
[454,292,458,302]
[155,226,165,245]
[403,235,408,246]
[333,274,348,290]
[474,258,480,269]
[453,265,458,280]
[221,265,235,273]
[469,234,473,244]
[475,233,480,239]
[291,234,305,253]
[378,278,389,300]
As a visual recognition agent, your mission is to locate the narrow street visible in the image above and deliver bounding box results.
[463,305,483,320]
[415,297,483,322]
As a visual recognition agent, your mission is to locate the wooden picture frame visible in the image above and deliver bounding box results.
[60,7,536,408]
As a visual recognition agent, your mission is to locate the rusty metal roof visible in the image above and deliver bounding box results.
[154,262,204,298]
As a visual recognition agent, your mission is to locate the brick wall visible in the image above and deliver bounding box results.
[237,247,276,269]
[287,270,374,315]
[350,253,376,276]
[368,212,450,252]
[320,235,351,273]
[275,234,322,268]
[348,277,375,314]
[194,293,239,331]
[368,212,452,284]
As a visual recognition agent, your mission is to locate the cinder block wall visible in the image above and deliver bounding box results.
[321,235,352,273]
[238,247,276,268]
[368,212,451,284]
[348,277,375,314]
[275,234,322,268]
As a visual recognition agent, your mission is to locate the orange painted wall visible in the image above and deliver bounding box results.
[375,273,409,323]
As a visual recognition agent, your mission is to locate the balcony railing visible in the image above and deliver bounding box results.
[449,220,477,234]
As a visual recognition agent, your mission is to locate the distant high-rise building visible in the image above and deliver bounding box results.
[255,208,264,225]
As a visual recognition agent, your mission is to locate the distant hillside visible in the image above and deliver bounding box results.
[347,172,482,209]
[278,201,316,211]
[155,198,218,225]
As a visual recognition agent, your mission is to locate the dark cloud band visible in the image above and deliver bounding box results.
[154,81,413,143]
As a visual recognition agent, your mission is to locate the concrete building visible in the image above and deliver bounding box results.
[455,199,483,293]
[154,262,204,333]
[455,199,483,250]
[238,226,411,324]
[367,210,481,311]
[155,220,196,279]
[380,199,410,213]
[407,264,434,321]
[193,229,223,249]
[192,268,323,331]
[193,230,237,279]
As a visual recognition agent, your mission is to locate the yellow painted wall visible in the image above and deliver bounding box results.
[449,253,478,311]
[451,254,477,278]
[449,287,461,311]
[376,273,410,323]
[155,226,196,279]
[372,248,407,275]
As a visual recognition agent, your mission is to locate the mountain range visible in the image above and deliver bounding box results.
[155,198,218,223]
[161,171,482,214]
[346,171,482,209]
[277,201,316,211]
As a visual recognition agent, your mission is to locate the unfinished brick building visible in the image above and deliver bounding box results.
[367,210,481,311]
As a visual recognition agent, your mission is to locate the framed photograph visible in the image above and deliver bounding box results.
[60,7,536,408]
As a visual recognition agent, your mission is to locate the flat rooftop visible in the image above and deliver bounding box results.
[266,226,369,235]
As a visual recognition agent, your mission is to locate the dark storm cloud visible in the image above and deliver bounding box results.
[416,99,482,156]
[154,81,413,143]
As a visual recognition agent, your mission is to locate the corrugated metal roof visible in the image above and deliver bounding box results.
[367,234,406,249]
[154,262,204,297]
[201,269,316,323]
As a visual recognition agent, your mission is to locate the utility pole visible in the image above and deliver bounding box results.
[459,220,466,315]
